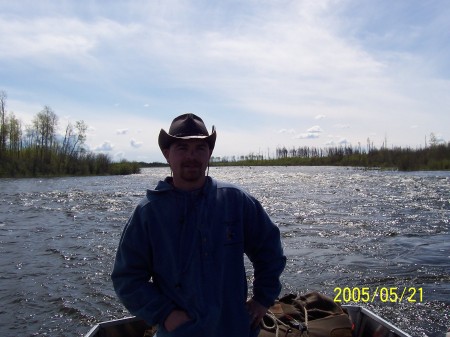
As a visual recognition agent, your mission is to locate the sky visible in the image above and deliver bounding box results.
[1,0,449,163]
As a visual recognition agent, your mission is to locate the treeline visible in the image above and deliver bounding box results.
[0,90,140,177]
[211,142,450,171]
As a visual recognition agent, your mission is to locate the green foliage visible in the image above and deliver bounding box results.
[109,160,141,175]
[0,91,142,177]
[211,143,450,171]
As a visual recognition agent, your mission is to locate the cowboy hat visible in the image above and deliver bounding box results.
[158,113,217,152]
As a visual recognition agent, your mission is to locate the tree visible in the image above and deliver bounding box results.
[429,132,438,147]
[61,119,88,160]
[0,90,7,157]
[74,120,88,154]
[0,95,133,177]
[32,106,58,158]
[8,112,22,157]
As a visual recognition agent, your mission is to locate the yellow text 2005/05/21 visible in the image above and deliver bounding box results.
[333,287,423,303]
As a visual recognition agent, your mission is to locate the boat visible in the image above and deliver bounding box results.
[84,305,412,337]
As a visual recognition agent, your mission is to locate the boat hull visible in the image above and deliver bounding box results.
[85,305,412,337]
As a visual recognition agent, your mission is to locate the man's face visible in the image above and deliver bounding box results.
[163,139,212,189]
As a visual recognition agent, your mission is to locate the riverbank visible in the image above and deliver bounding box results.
[2,143,448,178]
[0,157,142,178]
[211,144,450,171]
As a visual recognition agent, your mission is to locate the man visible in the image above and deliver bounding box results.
[111,113,286,336]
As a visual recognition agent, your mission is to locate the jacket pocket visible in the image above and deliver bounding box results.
[223,221,243,246]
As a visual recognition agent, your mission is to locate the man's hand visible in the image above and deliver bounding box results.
[164,309,191,332]
[245,299,268,329]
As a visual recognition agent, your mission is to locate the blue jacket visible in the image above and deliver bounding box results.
[111,177,286,337]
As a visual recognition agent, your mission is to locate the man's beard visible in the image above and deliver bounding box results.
[179,160,205,182]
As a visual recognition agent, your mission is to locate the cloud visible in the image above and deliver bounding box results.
[294,133,320,139]
[116,128,129,135]
[94,141,114,151]
[338,138,350,145]
[3,14,138,53]
[333,124,350,129]
[130,138,143,148]
[325,137,350,146]
[2,0,449,161]
[278,128,295,134]
[432,133,446,144]
[306,125,323,133]
[97,0,390,121]
[292,124,323,140]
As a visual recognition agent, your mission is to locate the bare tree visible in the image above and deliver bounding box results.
[0,90,7,156]
[429,132,438,147]
[8,113,22,157]
[33,106,58,153]
[62,120,88,157]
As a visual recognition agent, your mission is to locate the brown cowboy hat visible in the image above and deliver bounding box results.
[158,113,217,152]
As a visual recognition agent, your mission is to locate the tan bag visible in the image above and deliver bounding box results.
[259,292,353,337]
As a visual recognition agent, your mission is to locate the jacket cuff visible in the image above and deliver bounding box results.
[252,295,275,309]
[156,302,177,327]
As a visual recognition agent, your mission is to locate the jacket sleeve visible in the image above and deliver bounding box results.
[243,194,286,308]
[111,204,176,326]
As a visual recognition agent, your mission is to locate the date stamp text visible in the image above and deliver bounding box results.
[333,287,423,303]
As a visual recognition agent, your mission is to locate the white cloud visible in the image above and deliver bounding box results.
[333,124,350,129]
[324,135,351,147]
[94,141,114,152]
[278,128,295,134]
[338,138,350,145]
[2,0,450,161]
[294,133,320,139]
[117,128,128,135]
[291,125,324,140]
[0,14,139,61]
[433,133,446,144]
[130,138,143,148]
[306,125,323,133]
[82,113,167,162]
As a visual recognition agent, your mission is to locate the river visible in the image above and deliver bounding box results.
[0,166,449,336]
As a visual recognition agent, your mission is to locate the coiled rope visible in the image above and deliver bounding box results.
[261,306,308,337]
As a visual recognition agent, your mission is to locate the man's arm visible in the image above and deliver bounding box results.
[111,206,176,326]
[243,194,287,308]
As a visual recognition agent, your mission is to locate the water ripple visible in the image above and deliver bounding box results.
[0,167,448,336]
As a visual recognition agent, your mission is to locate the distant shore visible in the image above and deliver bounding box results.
[209,144,450,171]
[2,143,449,178]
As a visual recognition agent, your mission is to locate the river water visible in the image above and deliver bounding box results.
[0,166,449,337]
